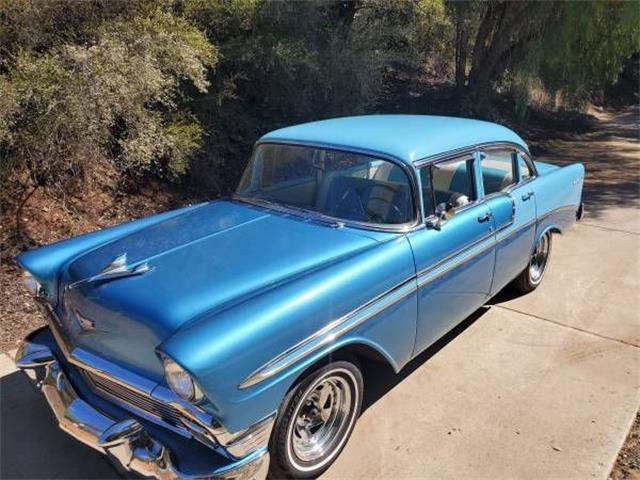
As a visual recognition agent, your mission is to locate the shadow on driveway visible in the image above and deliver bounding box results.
[530,105,640,220]
[361,306,491,413]
[1,306,492,479]
[0,371,118,479]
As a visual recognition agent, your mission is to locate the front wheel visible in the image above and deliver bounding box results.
[512,231,553,293]
[269,360,363,478]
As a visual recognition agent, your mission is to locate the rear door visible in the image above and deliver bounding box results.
[479,148,537,294]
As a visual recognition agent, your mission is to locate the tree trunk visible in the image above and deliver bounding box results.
[454,5,468,90]
[14,184,38,241]
[464,1,561,114]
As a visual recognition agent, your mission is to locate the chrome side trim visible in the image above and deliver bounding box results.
[495,218,536,243]
[417,234,496,288]
[239,204,576,390]
[239,277,417,389]
[537,205,578,222]
[415,229,495,279]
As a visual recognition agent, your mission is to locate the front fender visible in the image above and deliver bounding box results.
[160,235,417,432]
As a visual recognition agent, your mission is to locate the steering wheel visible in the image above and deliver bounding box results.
[335,188,374,222]
[366,184,404,222]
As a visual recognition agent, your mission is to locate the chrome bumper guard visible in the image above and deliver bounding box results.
[15,336,269,480]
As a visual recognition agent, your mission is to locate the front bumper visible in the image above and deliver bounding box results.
[15,328,269,480]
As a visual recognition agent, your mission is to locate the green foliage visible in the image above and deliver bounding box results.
[183,0,452,192]
[1,0,637,205]
[529,0,640,109]
[0,1,217,192]
[449,0,640,114]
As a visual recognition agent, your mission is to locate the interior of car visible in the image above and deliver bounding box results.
[248,147,415,225]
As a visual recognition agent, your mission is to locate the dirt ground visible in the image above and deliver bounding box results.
[611,413,640,480]
[0,184,191,351]
[0,105,638,478]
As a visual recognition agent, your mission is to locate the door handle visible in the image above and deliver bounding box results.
[477,211,493,223]
[522,191,534,201]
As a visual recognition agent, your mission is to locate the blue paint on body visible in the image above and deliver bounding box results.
[17,115,584,436]
[262,115,528,163]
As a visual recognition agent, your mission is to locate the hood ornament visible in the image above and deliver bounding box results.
[68,253,152,290]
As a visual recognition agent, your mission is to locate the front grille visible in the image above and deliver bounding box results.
[83,370,184,427]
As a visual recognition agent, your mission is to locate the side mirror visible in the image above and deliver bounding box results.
[426,204,447,231]
[426,203,455,231]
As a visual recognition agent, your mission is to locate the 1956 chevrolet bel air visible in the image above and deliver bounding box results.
[15,115,584,479]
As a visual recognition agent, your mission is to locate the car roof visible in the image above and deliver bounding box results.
[260,114,528,165]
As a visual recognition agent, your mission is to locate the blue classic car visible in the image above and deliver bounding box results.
[15,115,584,479]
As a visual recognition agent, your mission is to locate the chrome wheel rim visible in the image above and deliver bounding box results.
[529,233,550,283]
[290,374,353,463]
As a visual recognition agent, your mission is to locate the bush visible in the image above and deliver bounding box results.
[0,1,217,196]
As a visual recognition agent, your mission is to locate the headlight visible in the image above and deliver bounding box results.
[162,356,203,402]
[22,271,43,297]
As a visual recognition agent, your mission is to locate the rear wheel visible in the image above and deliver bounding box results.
[513,231,552,293]
[269,360,363,478]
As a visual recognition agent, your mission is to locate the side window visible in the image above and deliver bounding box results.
[431,158,474,210]
[518,154,533,181]
[480,150,516,195]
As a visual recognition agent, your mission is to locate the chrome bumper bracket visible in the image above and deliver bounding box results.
[15,334,269,480]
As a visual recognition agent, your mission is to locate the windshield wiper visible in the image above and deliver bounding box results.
[278,203,344,228]
[233,194,343,228]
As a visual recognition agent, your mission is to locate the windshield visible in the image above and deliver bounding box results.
[236,143,415,225]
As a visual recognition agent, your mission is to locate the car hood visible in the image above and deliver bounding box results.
[58,200,378,379]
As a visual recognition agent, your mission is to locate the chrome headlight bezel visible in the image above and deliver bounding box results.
[22,270,44,298]
[161,356,203,403]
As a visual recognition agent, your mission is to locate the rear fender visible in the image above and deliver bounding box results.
[531,162,584,236]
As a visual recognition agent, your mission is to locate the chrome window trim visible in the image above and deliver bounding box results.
[419,151,484,224]
[413,141,532,168]
[517,151,539,178]
[416,142,537,224]
[247,140,423,233]
[477,147,519,195]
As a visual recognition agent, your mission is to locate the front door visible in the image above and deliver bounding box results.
[408,154,495,356]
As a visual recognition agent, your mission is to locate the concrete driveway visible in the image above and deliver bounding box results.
[1,108,638,479]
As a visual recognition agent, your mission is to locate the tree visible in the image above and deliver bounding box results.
[449,0,640,114]
[0,0,217,230]
[183,0,451,193]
